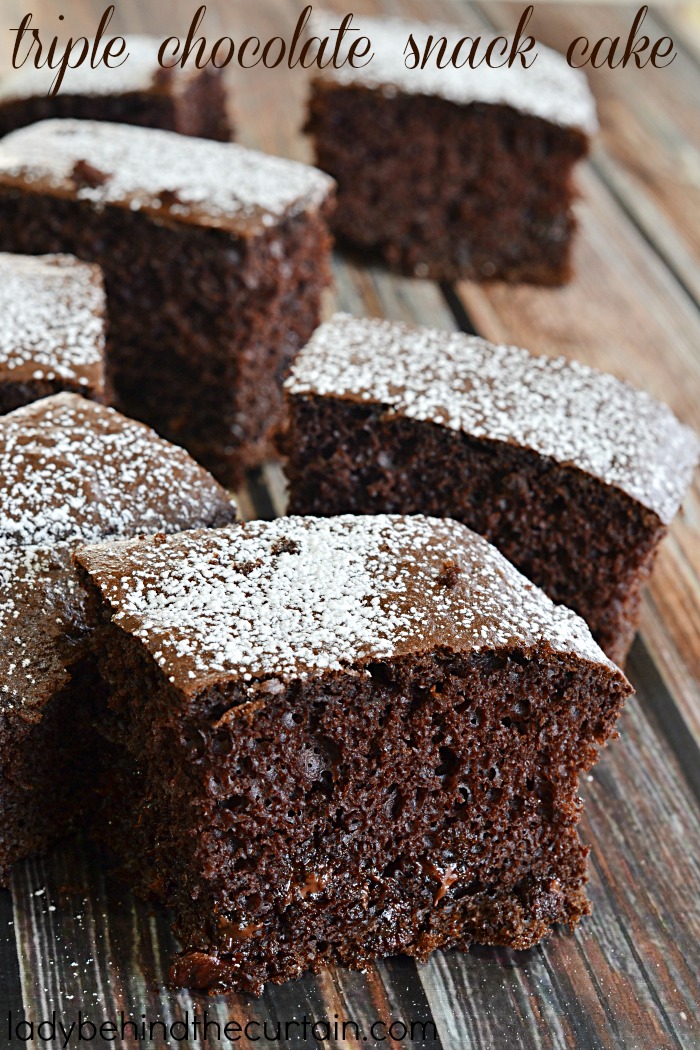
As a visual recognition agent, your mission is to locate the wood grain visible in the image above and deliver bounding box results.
[1,2,699,1048]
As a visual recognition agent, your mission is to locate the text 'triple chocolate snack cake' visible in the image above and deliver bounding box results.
[75,515,631,995]
[0,119,335,486]
[0,252,106,414]
[0,393,236,882]
[0,35,231,141]
[305,15,596,283]
[284,315,700,665]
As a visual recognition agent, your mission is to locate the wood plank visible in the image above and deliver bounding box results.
[0,889,22,1019]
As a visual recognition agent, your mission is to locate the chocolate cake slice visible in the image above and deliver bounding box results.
[0,35,231,141]
[0,393,236,881]
[0,252,106,414]
[305,14,596,283]
[0,119,335,486]
[76,515,631,995]
[285,315,700,665]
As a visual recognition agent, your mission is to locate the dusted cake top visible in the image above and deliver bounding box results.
[0,393,235,551]
[0,253,105,391]
[312,13,597,135]
[77,514,620,695]
[0,119,335,233]
[287,314,700,525]
[0,36,191,103]
[0,544,80,713]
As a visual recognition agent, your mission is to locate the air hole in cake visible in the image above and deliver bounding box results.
[212,730,232,756]
[436,747,459,779]
[222,795,247,813]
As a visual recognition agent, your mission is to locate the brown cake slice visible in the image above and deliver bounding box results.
[0,35,231,141]
[0,252,106,414]
[76,515,631,995]
[0,393,236,881]
[285,314,700,665]
[305,14,596,283]
[0,119,335,486]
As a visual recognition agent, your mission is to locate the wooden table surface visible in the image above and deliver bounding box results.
[1,2,699,1048]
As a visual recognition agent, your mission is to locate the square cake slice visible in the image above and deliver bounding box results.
[76,515,631,995]
[305,14,595,283]
[0,252,106,414]
[284,315,700,665]
[0,119,335,486]
[0,36,231,141]
[0,392,236,881]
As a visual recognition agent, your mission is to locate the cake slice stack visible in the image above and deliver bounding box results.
[285,314,700,664]
[0,119,335,485]
[0,393,236,881]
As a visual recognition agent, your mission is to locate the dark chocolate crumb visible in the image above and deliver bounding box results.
[438,560,462,589]
[158,187,183,207]
[234,558,264,577]
[71,159,108,188]
[271,537,301,556]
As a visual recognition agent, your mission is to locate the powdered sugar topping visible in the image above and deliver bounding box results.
[0,119,335,231]
[0,393,234,551]
[287,315,699,524]
[312,13,597,134]
[78,515,616,692]
[0,253,105,390]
